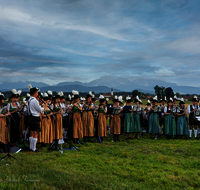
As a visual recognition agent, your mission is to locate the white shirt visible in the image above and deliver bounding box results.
[164,106,170,113]
[28,96,44,117]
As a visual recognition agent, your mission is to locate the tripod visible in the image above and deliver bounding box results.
[48,114,61,151]
[1,146,16,161]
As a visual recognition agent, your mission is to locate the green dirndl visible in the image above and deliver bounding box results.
[148,113,159,134]
[133,112,140,133]
[123,113,134,133]
[177,115,189,135]
[164,114,176,137]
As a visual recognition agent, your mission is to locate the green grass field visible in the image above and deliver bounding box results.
[0,133,200,190]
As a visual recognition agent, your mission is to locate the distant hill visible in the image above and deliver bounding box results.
[0,81,49,91]
[1,76,200,94]
[21,84,120,94]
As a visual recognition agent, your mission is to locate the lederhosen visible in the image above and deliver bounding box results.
[28,98,41,133]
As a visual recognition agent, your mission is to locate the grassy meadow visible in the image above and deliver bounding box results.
[0,132,200,190]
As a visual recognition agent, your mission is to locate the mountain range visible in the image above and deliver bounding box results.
[0,76,200,94]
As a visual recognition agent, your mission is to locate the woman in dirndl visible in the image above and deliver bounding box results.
[148,96,160,139]
[164,98,176,138]
[71,90,83,144]
[82,92,94,142]
[132,96,141,139]
[176,98,188,139]
[110,96,122,141]
[97,95,107,143]
[123,97,134,140]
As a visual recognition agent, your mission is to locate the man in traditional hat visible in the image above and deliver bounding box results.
[28,84,48,152]
[188,96,199,139]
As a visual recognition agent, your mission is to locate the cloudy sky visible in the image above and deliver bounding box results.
[0,0,200,86]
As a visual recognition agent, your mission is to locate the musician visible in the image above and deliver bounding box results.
[188,96,199,139]
[177,98,188,139]
[6,90,21,143]
[148,96,159,138]
[164,98,176,138]
[82,92,94,142]
[97,95,107,143]
[71,90,83,144]
[123,97,134,139]
[159,97,166,134]
[27,84,47,152]
[51,94,63,143]
[132,96,141,139]
[41,93,53,144]
[0,93,10,144]
[110,96,122,141]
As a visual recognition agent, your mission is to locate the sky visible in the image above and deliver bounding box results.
[0,0,200,86]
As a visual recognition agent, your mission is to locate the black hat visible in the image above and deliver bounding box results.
[99,95,105,103]
[28,84,40,94]
[192,96,198,102]
[72,90,80,99]
[86,91,93,99]
[113,96,118,103]
[179,99,185,105]
[92,97,96,102]
[54,94,60,99]
[134,96,140,103]
[146,100,151,106]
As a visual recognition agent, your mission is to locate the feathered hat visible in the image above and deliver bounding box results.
[113,95,118,103]
[43,92,50,101]
[47,90,53,98]
[58,91,64,99]
[179,98,185,105]
[16,89,22,98]
[72,90,80,99]
[54,91,61,99]
[86,91,93,99]
[168,97,173,103]
[134,95,140,103]
[118,96,123,103]
[126,96,132,103]
[66,94,71,101]
[28,84,40,95]
[10,89,18,99]
[192,95,198,102]
[173,95,178,101]
[152,95,158,103]
[146,100,151,106]
[99,94,105,103]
